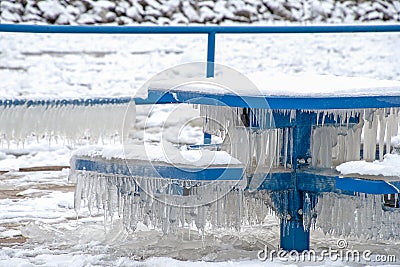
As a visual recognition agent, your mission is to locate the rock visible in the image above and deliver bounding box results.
[233,9,252,21]
[393,1,400,12]
[37,1,66,22]
[105,11,117,22]
[157,16,171,25]
[115,1,130,16]
[145,0,163,10]
[1,9,21,22]
[160,0,181,17]
[66,5,80,17]
[363,10,384,21]
[80,0,95,11]
[312,0,335,17]
[182,1,201,23]
[214,0,235,20]
[92,0,116,11]
[1,1,24,15]
[56,13,74,25]
[117,16,133,25]
[171,13,189,24]
[200,6,215,22]
[77,13,96,24]
[22,13,43,23]
[143,15,157,23]
[198,1,215,9]
[144,6,162,17]
[264,1,296,21]
[126,6,143,22]
[72,1,88,13]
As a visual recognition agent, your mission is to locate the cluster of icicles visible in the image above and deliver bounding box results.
[201,106,400,170]
[314,192,400,240]
[70,170,275,233]
[312,108,400,168]
[0,101,136,144]
[70,169,400,239]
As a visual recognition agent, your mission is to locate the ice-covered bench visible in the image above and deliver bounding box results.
[3,24,400,252]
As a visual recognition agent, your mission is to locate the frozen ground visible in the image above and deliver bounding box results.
[1,29,400,266]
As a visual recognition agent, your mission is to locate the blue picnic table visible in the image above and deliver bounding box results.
[2,23,400,252]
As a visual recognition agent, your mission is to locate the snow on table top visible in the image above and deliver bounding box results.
[336,153,400,177]
[73,143,242,167]
[149,71,400,97]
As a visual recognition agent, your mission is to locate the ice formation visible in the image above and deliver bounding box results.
[314,192,400,240]
[0,100,136,145]
[201,105,400,170]
[70,103,400,241]
[312,108,400,168]
[69,170,279,233]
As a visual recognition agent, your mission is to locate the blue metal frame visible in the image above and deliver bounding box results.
[2,24,400,34]
[142,90,400,110]
[0,97,132,107]
[2,24,400,79]
[73,157,244,181]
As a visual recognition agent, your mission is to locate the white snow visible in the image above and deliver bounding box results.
[336,153,400,177]
[73,143,242,166]
[150,71,400,97]
[0,229,21,238]
[1,14,400,267]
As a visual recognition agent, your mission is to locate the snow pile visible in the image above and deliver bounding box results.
[1,0,399,25]
[151,72,400,97]
[73,143,242,166]
[337,153,400,177]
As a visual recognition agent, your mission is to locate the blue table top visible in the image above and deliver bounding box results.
[136,89,400,110]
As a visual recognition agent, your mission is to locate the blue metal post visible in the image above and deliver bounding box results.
[204,32,215,144]
[279,115,310,251]
[206,31,215,78]
[203,133,212,144]
[279,190,310,251]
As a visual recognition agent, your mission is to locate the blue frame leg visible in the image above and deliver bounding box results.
[279,190,310,251]
[204,132,211,144]
[280,219,310,251]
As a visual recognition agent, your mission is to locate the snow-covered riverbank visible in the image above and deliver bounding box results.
[1,0,400,25]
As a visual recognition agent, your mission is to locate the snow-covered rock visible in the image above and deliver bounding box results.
[1,9,21,22]
[126,5,143,22]
[37,1,66,22]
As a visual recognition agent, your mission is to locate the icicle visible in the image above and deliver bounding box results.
[362,109,378,161]
[283,128,289,168]
[315,192,400,240]
[377,110,385,161]
[0,101,136,144]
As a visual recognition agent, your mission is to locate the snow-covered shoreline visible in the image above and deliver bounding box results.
[1,0,400,26]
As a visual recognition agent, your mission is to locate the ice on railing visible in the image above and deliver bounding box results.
[314,192,400,240]
[0,100,136,144]
[70,170,278,234]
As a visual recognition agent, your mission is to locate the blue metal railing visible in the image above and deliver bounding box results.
[1,24,400,78]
